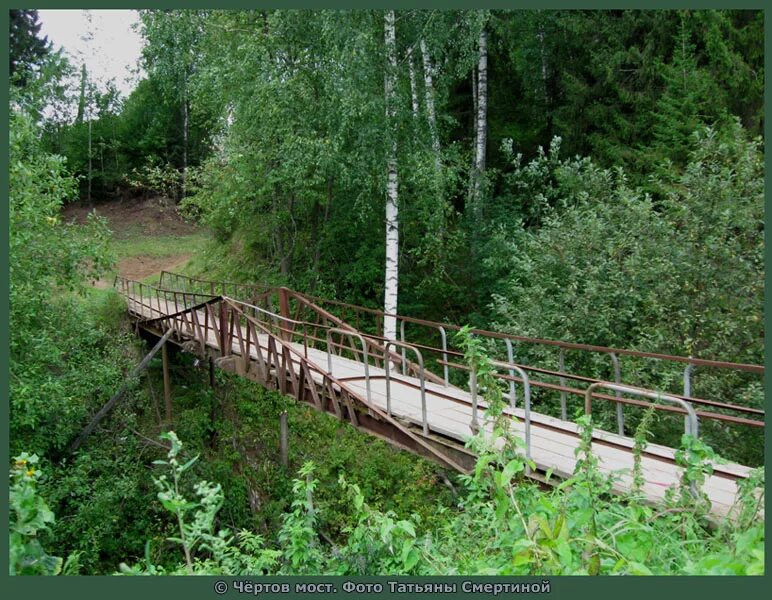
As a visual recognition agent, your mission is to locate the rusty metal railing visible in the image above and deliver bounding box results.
[383,340,427,435]
[148,273,765,442]
[117,276,758,493]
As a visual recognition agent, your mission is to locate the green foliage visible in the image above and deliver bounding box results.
[488,124,763,462]
[42,435,165,574]
[125,162,184,202]
[332,475,422,575]
[10,109,112,301]
[631,406,656,497]
[9,7,764,579]
[276,462,324,574]
[9,107,133,458]
[119,431,281,576]
[9,10,51,88]
[9,454,63,575]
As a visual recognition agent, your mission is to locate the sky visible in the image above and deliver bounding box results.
[38,9,145,98]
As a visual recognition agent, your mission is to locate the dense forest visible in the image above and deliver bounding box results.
[9,9,764,577]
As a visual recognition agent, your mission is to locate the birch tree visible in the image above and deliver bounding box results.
[383,9,399,341]
[472,25,488,219]
[139,10,202,200]
[420,39,441,173]
[407,46,419,119]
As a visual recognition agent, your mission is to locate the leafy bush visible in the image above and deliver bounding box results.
[9,453,62,575]
[487,122,763,463]
[113,334,763,576]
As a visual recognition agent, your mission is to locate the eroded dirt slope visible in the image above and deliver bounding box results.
[63,196,202,283]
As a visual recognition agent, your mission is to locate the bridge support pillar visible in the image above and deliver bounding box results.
[279,411,289,467]
[162,341,172,423]
[209,356,216,388]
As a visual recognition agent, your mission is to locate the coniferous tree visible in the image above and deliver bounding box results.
[9,9,51,87]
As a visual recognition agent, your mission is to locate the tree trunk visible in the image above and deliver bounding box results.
[420,39,442,169]
[383,10,399,342]
[472,27,488,219]
[87,117,92,205]
[468,66,477,206]
[538,21,548,104]
[407,46,419,119]
[472,66,478,142]
[272,186,286,275]
[75,63,87,125]
[181,84,189,202]
[421,38,444,233]
[99,141,104,193]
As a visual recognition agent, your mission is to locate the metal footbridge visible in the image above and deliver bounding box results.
[116,272,764,519]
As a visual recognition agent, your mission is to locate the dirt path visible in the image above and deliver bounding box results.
[64,196,202,286]
[118,254,192,281]
[63,195,198,238]
[92,254,194,289]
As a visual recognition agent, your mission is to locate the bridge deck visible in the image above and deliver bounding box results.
[127,293,752,519]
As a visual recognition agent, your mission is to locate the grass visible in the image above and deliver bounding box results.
[178,230,287,287]
[112,231,210,260]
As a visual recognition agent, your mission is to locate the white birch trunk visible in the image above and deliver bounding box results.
[538,21,548,104]
[472,28,488,216]
[407,46,419,119]
[472,66,478,145]
[468,66,477,204]
[420,39,441,167]
[421,39,444,233]
[383,10,399,342]
[87,116,92,204]
[181,88,189,201]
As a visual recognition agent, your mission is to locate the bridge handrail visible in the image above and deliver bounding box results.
[483,357,764,417]
[350,327,764,418]
[326,328,371,405]
[222,300,469,473]
[159,270,271,297]
[437,358,762,429]
[158,272,763,373]
[382,340,428,435]
[584,381,700,497]
[119,276,764,429]
[585,382,699,436]
[292,291,763,374]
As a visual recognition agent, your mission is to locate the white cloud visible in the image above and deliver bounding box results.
[38,9,145,98]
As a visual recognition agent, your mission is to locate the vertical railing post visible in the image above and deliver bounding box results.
[219,300,227,356]
[683,360,698,437]
[385,351,393,417]
[162,341,172,423]
[683,361,695,397]
[558,347,567,420]
[610,352,624,435]
[279,411,289,468]
[279,287,292,341]
[470,366,480,435]
[384,340,427,435]
[505,338,517,409]
[438,326,449,386]
[399,319,407,375]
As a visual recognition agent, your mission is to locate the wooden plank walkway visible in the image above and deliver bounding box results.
[126,293,753,519]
